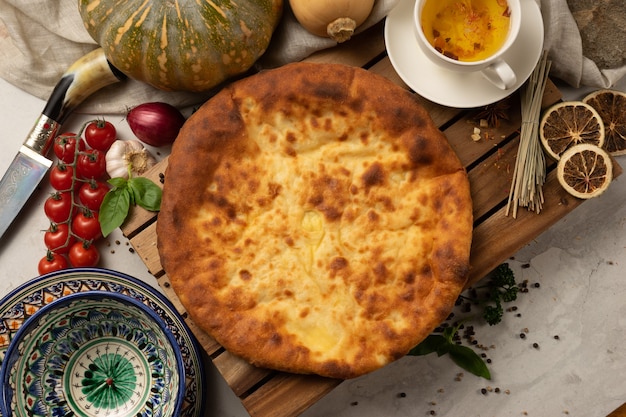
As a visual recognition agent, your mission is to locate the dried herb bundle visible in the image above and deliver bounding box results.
[506,51,552,217]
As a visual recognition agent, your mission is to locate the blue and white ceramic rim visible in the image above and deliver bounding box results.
[0,267,205,417]
[0,287,187,417]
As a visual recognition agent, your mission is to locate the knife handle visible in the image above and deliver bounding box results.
[24,48,126,156]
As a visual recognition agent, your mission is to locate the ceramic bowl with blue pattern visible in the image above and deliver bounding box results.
[0,290,185,417]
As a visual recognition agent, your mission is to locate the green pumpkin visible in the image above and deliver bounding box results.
[78,0,283,92]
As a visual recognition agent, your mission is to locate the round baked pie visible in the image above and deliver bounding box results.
[157,62,473,379]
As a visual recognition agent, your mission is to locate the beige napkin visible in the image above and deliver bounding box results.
[0,0,398,115]
[541,0,626,88]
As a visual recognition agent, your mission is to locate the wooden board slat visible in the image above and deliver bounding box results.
[369,58,464,127]
[468,158,622,288]
[119,20,622,417]
[242,373,338,417]
[608,403,626,417]
[212,351,274,397]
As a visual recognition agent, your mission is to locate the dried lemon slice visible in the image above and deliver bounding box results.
[539,101,605,160]
[556,143,613,199]
[583,89,626,156]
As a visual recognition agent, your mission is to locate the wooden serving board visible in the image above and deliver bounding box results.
[120,21,621,417]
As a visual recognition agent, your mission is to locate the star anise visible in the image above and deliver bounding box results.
[473,99,511,128]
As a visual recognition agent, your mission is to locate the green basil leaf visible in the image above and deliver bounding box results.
[436,342,453,357]
[443,326,457,342]
[128,184,136,206]
[99,188,131,237]
[448,344,491,380]
[128,177,162,212]
[107,177,128,189]
[407,335,448,357]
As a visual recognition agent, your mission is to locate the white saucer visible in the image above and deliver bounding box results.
[384,0,544,108]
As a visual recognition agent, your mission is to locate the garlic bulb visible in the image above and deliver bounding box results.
[289,0,375,43]
[105,140,157,179]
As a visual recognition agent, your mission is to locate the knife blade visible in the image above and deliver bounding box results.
[0,48,125,240]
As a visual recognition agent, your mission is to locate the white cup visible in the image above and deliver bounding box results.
[413,0,522,90]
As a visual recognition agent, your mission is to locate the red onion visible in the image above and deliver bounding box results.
[126,102,186,147]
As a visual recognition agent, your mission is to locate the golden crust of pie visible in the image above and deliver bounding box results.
[157,62,473,379]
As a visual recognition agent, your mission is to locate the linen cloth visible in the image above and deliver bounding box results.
[540,0,626,88]
[0,0,624,114]
[0,0,398,114]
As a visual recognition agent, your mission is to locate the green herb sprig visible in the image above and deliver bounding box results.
[408,263,519,379]
[99,167,162,237]
[465,263,519,326]
[408,322,491,380]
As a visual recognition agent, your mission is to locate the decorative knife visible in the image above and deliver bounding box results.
[0,48,125,240]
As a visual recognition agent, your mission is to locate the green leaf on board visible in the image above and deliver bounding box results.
[99,176,162,237]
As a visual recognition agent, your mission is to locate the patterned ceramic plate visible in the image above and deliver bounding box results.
[2,291,185,417]
[0,268,205,417]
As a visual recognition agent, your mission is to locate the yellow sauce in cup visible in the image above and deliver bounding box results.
[421,0,511,62]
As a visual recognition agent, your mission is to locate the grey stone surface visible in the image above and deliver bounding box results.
[567,0,626,69]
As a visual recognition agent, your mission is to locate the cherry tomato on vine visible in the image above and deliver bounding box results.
[53,133,85,163]
[44,223,75,254]
[43,192,73,223]
[76,149,107,180]
[37,250,69,275]
[69,241,100,267]
[72,210,102,241]
[78,180,110,212]
[85,120,117,152]
[49,163,74,191]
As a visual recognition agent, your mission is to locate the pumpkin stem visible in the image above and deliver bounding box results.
[327,18,357,43]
